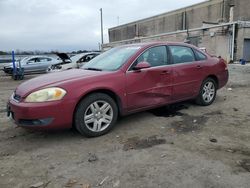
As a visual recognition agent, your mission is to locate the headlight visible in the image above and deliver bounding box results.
[25,87,66,102]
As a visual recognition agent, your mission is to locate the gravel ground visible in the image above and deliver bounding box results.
[0,64,250,188]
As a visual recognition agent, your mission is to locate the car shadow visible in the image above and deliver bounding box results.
[114,101,194,131]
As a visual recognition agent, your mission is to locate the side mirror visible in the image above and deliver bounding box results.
[133,61,151,71]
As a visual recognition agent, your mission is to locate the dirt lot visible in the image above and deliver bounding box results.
[0,65,250,188]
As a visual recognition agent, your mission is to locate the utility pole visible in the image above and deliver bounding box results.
[117,16,120,26]
[100,8,104,49]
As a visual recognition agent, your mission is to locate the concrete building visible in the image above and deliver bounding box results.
[104,0,250,62]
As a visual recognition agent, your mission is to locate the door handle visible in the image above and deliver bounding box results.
[196,65,202,69]
[160,70,171,75]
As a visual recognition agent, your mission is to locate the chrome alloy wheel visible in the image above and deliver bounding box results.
[84,100,113,132]
[202,81,215,103]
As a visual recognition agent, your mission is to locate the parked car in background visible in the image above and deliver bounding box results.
[47,52,100,72]
[3,56,59,74]
[7,42,228,137]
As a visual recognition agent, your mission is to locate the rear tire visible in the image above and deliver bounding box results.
[196,78,217,106]
[74,93,118,137]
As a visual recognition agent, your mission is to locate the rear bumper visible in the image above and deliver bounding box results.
[7,98,75,130]
[217,70,229,89]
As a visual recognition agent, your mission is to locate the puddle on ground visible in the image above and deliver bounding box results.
[149,103,189,117]
[170,115,209,133]
[123,136,166,151]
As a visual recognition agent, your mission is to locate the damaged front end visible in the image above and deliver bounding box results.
[47,53,71,73]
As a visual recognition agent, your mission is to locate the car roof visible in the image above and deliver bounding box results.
[120,41,198,49]
[76,52,100,56]
[25,55,54,58]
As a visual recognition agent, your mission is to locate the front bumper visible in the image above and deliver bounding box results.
[7,99,75,130]
[3,67,13,74]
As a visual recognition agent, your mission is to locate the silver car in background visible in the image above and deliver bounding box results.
[3,56,59,74]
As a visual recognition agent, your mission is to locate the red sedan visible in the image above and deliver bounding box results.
[7,42,228,137]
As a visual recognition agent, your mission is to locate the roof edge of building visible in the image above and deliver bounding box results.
[105,21,241,47]
[109,0,223,31]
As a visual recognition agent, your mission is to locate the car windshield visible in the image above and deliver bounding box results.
[20,57,30,63]
[70,53,86,62]
[82,46,141,71]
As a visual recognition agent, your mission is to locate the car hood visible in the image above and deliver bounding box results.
[56,53,71,61]
[4,62,19,68]
[15,69,108,97]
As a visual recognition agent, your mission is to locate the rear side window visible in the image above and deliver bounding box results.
[194,50,207,61]
[169,46,195,64]
[39,58,51,62]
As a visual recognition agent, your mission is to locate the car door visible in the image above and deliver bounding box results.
[126,45,172,111]
[37,57,53,72]
[22,57,41,73]
[168,45,205,101]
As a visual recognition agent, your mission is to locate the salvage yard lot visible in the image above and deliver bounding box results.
[0,65,250,188]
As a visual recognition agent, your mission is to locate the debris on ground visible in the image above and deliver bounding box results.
[98,176,109,186]
[226,149,234,153]
[161,154,167,158]
[238,159,250,172]
[30,182,44,188]
[65,179,78,187]
[113,180,120,187]
[233,108,239,112]
[81,184,91,188]
[88,153,98,163]
[210,138,218,143]
[227,88,233,91]
[9,135,16,139]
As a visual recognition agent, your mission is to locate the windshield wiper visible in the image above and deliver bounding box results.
[84,67,102,71]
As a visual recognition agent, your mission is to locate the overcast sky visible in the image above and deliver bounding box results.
[0,0,205,52]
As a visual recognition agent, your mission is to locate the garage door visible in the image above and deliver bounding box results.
[243,39,250,61]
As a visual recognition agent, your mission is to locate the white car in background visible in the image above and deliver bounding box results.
[47,52,100,72]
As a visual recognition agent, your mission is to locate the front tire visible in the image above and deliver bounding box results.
[196,78,217,106]
[74,93,118,137]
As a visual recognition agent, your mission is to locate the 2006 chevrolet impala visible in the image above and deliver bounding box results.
[7,42,228,137]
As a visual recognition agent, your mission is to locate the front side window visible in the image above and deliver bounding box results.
[169,46,195,64]
[132,46,168,69]
[82,46,140,71]
[27,58,38,63]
